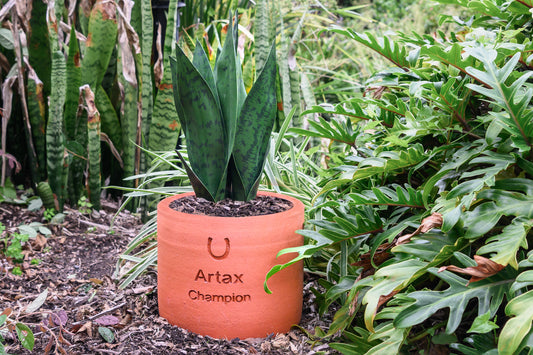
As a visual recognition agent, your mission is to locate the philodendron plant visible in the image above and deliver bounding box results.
[170,14,277,202]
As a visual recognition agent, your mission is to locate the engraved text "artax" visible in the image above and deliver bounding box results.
[194,269,244,284]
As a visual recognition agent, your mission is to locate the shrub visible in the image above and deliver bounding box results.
[272,0,533,353]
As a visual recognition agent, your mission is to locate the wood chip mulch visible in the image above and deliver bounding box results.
[0,198,338,354]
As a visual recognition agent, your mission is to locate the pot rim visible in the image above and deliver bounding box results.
[158,191,304,222]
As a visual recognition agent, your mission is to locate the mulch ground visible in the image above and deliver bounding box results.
[0,199,337,354]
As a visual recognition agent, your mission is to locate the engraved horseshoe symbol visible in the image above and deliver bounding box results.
[207,237,230,260]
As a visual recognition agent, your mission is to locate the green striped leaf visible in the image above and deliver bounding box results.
[148,0,179,154]
[96,86,123,154]
[64,26,82,142]
[254,0,274,74]
[215,13,246,155]
[26,68,47,181]
[139,0,153,150]
[232,44,277,200]
[28,0,51,96]
[78,0,91,35]
[170,50,228,201]
[115,0,141,188]
[64,27,85,205]
[81,0,118,90]
[46,50,67,210]
[81,86,102,210]
[120,82,139,187]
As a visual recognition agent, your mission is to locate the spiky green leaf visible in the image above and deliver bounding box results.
[232,44,277,200]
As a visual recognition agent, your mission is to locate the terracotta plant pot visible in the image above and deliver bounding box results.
[157,191,304,339]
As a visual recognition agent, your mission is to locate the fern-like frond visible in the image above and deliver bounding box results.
[466,49,533,152]
[349,185,424,209]
[327,27,412,70]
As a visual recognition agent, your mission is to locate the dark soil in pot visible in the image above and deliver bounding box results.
[169,195,293,217]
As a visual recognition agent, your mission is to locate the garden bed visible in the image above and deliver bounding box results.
[0,200,334,354]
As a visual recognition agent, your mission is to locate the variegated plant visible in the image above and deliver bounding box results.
[170,13,277,202]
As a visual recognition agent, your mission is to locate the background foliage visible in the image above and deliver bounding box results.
[3,0,533,353]
[269,0,533,353]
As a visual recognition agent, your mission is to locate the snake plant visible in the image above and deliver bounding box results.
[170,13,277,202]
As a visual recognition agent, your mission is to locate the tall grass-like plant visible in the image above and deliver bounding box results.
[267,0,533,353]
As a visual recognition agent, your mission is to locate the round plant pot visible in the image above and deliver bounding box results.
[157,191,305,339]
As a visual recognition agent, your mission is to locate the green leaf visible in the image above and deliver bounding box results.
[422,42,477,76]
[46,50,67,210]
[232,44,277,200]
[330,327,380,354]
[191,41,218,104]
[464,202,503,239]
[15,323,34,351]
[351,144,426,182]
[81,0,118,90]
[366,322,409,354]
[499,290,533,355]
[98,326,114,343]
[349,185,424,209]
[450,333,498,355]
[0,28,15,50]
[215,12,246,156]
[328,28,411,70]
[170,48,228,201]
[468,310,499,334]
[466,50,533,152]
[395,268,509,334]
[392,233,469,266]
[478,189,533,218]
[363,259,428,331]
[477,217,532,269]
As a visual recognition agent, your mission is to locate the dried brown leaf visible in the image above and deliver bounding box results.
[94,315,120,326]
[1,308,12,317]
[116,0,138,86]
[377,290,400,310]
[44,336,54,354]
[58,331,72,346]
[50,310,68,326]
[89,278,103,285]
[77,321,93,337]
[397,213,443,245]
[131,286,155,294]
[352,243,392,270]
[33,234,48,249]
[116,313,132,329]
[153,24,163,87]
[58,344,68,355]
[438,255,505,285]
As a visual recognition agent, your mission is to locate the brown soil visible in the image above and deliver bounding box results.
[169,195,293,217]
[0,199,336,354]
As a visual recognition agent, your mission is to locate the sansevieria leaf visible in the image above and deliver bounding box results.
[81,0,118,90]
[170,49,227,201]
[170,11,277,202]
[215,13,247,155]
[232,44,277,200]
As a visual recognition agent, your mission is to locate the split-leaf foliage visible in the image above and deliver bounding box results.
[267,0,533,353]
